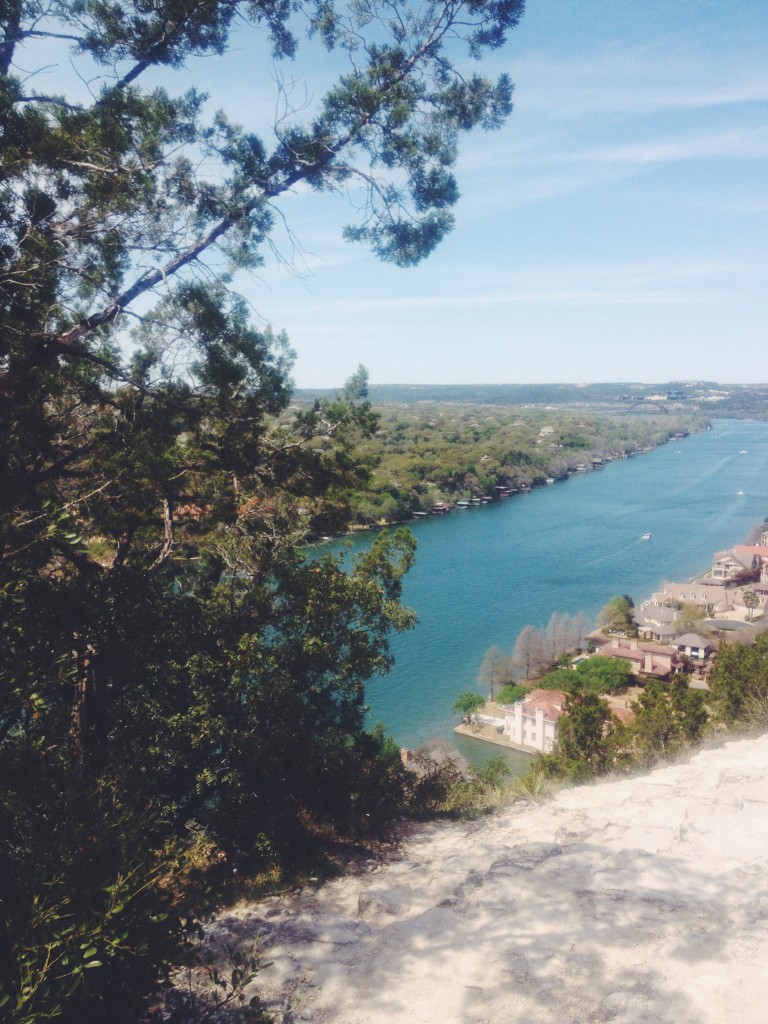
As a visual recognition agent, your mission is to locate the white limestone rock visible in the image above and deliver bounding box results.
[188,735,768,1024]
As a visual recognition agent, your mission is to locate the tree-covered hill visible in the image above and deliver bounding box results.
[327,404,706,525]
[297,381,768,416]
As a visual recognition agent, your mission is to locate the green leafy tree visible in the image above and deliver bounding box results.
[709,634,768,724]
[0,1,526,1019]
[536,668,580,692]
[672,683,708,743]
[496,683,528,704]
[543,692,616,780]
[536,656,633,696]
[452,691,486,719]
[573,655,634,694]
[477,754,512,787]
[598,595,635,633]
[628,680,707,764]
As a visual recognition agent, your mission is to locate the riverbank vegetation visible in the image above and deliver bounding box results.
[471,613,594,688]
[441,635,768,815]
[437,642,745,814]
[323,404,705,526]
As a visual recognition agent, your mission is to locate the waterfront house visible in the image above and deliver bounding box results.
[596,637,680,680]
[707,545,768,587]
[734,545,768,585]
[654,580,730,614]
[633,603,678,642]
[711,549,754,580]
[503,689,567,754]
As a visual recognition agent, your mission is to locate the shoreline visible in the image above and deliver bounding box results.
[348,420,767,755]
[336,429,696,539]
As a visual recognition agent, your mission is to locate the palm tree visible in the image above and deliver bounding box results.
[743,589,760,622]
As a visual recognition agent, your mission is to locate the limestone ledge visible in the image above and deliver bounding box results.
[190,734,768,1024]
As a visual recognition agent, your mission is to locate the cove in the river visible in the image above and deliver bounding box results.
[323,419,768,760]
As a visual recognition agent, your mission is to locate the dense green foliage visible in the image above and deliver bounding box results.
[548,692,616,779]
[335,405,700,523]
[709,634,768,725]
[452,692,486,718]
[495,683,528,704]
[598,595,636,633]
[536,656,635,696]
[0,0,528,1019]
[627,681,708,764]
[533,636,768,786]
[533,675,708,784]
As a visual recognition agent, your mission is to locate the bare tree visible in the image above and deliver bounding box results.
[510,625,545,681]
[478,644,514,699]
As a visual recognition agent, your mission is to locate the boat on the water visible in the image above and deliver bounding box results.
[640,532,652,540]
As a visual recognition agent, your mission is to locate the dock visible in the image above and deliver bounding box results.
[453,701,534,753]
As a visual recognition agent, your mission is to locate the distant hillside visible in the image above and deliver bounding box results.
[298,402,705,527]
[295,381,768,417]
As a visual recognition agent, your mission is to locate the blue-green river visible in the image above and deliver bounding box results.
[326,419,768,764]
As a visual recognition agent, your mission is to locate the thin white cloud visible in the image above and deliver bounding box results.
[566,127,768,166]
[455,120,768,216]
[510,43,768,120]
[462,123,768,174]
[274,258,765,318]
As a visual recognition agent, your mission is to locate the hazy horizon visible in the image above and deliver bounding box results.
[294,378,766,390]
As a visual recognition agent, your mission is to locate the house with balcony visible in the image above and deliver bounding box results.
[503,689,567,754]
[711,549,754,580]
[710,545,768,582]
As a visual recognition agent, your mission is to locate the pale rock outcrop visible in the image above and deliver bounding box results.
[198,735,768,1024]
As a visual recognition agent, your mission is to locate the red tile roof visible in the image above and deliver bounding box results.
[520,689,568,723]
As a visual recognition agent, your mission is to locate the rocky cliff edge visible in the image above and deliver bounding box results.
[194,735,768,1024]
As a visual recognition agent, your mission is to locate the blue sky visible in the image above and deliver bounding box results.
[25,0,768,389]
[232,0,768,388]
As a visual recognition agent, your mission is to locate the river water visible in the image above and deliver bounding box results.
[325,419,768,764]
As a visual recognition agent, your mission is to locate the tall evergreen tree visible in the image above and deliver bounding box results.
[0,2,525,1020]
